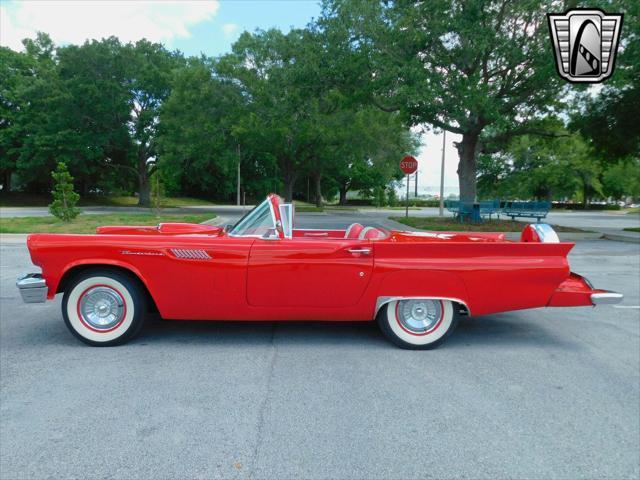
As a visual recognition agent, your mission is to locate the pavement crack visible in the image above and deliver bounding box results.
[249,322,278,479]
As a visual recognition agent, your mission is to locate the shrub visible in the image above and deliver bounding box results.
[49,162,80,221]
[374,186,387,207]
[387,188,398,207]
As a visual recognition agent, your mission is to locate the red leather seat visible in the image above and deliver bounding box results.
[344,223,364,239]
[359,227,386,240]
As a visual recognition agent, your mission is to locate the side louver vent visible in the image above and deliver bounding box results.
[170,249,212,260]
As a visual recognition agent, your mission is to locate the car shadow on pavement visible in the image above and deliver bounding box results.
[124,312,580,351]
[449,313,579,350]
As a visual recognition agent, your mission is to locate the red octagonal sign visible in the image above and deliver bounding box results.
[400,155,418,174]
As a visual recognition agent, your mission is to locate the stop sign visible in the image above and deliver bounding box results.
[400,155,418,174]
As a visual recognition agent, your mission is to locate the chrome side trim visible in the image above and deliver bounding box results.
[16,273,47,303]
[591,292,624,305]
[375,296,471,318]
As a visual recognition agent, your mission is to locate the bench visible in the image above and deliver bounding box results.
[503,201,550,222]
[445,200,501,223]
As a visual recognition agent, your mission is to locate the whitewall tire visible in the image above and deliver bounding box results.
[62,270,146,346]
[377,299,458,350]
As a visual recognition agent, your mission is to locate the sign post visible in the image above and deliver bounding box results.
[439,130,446,217]
[399,156,418,218]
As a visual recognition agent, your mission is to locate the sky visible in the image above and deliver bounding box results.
[0,0,460,193]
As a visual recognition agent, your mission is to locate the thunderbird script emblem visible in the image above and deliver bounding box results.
[547,8,623,83]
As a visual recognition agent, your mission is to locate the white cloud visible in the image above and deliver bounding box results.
[222,23,239,38]
[0,1,220,51]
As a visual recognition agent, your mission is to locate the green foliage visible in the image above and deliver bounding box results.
[387,187,398,207]
[373,186,387,208]
[150,170,165,214]
[49,162,80,221]
[602,158,640,200]
[3,2,635,206]
[478,128,605,205]
[571,0,639,160]
[158,58,244,200]
[320,0,563,202]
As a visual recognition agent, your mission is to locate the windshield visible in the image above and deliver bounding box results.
[228,198,275,237]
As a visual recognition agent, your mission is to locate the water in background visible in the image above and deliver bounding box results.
[393,183,460,199]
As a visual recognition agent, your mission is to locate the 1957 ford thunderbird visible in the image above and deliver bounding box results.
[17,194,623,349]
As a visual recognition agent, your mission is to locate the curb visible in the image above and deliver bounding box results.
[602,233,640,244]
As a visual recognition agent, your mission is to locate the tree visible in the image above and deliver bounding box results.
[324,107,417,205]
[158,58,246,200]
[6,33,66,193]
[49,162,80,221]
[218,29,322,201]
[477,130,604,205]
[122,41,184,206]
[602,158,640,201]
[53,37,133,194]
[571,0,639,161]
[0,46,36,192]
[321,0,563,202]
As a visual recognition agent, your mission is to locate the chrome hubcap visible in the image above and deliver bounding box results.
[397,299,442,334]
[79,286,125,330]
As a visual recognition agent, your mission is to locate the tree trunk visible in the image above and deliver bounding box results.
[339,185,348,205]
[138,173,150,207]
[312,172,322,207]
[137,153,150,207]
[456,132,480,203]
[2,170,11,192]
[281,160,297,202]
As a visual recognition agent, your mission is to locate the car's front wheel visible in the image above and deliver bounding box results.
[62,269,146,346]
[377,299,458,349]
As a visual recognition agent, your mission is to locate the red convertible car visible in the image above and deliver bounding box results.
[17,194,622,349]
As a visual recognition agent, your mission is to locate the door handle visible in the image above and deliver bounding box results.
[347,247,371,255]
[304,232,329,237]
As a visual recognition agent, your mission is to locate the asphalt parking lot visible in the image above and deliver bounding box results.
[1,227,639,479]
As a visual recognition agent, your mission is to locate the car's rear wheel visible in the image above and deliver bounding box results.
[377,299,458,349]
[62,269,146,346]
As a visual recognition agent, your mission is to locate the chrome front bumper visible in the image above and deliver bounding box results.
[591,291,624,305]
[16,273,47,303]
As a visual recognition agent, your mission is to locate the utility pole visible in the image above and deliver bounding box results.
[414,171,418,197]
[439,130,446,217]
[236,144,241,206]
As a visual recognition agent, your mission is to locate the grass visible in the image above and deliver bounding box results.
[293,200,324,213]
[0,213,214,234]
[381,206,421,210]
[623,227,640,233]
[390,216,588,233]
[0,193,216,208]
[626,208,640,214]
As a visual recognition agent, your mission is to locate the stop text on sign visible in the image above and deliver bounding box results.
[400,156,418,175]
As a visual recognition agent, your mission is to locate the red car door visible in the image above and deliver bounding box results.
[246,237,374,308]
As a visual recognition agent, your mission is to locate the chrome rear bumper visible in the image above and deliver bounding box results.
[591,292,624,305]
[16,273,47,303]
